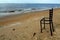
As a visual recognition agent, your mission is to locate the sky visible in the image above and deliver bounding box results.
[0,0,60,3]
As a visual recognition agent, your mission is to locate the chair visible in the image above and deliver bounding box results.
[40,8,55,36]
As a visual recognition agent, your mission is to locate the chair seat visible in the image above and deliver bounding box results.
[40,17,49,21]
[40,17,53,24]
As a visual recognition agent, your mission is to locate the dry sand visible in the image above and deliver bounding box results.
[0,8,60,40]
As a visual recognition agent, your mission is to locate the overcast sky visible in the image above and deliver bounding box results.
[0,0,60,3]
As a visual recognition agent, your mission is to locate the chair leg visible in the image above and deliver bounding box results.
[44,20,45,29]
[40,21,43,33]
[52,22,55,32]
[49,23,53,36]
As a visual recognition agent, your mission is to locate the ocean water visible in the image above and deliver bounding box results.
[0,3,60,17]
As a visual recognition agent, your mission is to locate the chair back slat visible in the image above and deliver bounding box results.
[49,8,53,21]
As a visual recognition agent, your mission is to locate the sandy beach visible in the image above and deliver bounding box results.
[0,8,60,40]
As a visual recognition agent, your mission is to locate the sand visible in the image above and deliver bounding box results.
[0,8,60,40]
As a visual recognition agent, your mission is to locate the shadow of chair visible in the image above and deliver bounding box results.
[40,8,55,36]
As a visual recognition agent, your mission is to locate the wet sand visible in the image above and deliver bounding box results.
[0,8,60,40]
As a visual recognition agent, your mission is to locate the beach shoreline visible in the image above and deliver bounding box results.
[0,8,58,18]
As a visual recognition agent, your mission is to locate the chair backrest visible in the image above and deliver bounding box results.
[49,8,53,21]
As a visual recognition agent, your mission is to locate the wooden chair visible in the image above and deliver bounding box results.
[40,8,55,36]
